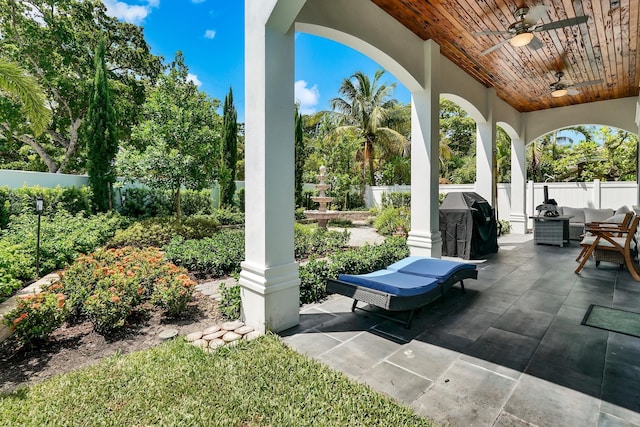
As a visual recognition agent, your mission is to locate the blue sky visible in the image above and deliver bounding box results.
[102,0,411,122]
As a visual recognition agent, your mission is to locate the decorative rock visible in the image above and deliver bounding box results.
[222,331,242,343]
[222,320,244,331]
[234,325,254,335]
[209,338,225,349]
[244,331,262,341]
[186,331,203,342]
[203,325,221,335]
[191,339,208,348]
[202,330,226,340]
[158,329,179,340]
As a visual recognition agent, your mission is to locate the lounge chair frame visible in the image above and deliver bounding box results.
[326,268,477,328]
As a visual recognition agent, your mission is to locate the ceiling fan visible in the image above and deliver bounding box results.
[544,71,603,97]
[473,5,589,56]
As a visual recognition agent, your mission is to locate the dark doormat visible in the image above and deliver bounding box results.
[582,304,640,338]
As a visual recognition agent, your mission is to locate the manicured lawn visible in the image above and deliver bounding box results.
[0,334,437,426]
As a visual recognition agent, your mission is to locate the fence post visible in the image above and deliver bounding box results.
[593,179,601,209]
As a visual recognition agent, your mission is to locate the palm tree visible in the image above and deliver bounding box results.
[330,69,409,186]
[0,58,50,136]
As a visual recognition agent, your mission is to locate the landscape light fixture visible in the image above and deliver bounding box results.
[509,32,534,47]
[35,195,44,277]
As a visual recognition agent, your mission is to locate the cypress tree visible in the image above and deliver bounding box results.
[221,87,238,206]
[86,38,117,212]
[294,106,304,207]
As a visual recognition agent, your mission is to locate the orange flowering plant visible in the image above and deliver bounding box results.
[2,284,68,345]
[60,246,195,335]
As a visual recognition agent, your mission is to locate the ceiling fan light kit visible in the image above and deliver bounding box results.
[551,88,568,97]
[510,32,534,47]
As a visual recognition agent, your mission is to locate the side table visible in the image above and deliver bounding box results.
[530,215,573,247]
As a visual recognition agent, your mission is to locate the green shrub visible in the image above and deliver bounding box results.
[119,188,213,219]
[211,207,244,226]
[219,280,241,320]
[373,206,411,236]
[107,216,220,249]
[236,187,245,212]
[328,218,353,227]
[163,230,245,277]
[2,288,68,345]
[294,223,350,259]
[498,219,511,235]
[0,211,125,290]
[0,185,94,228]
[381,191,411,208]
[61,247,195,334]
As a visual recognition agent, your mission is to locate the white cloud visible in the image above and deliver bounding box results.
[187,73,202,87]
[204,29,216,39]
[103,0,158,25]
[295,80,320,114]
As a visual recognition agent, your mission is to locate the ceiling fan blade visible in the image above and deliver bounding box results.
[535,15,589,32]
[472,30,511,36]
[566,88,580,96]
[479,38,512,56]
[527,36,544,50]
[571,78,604,88]
[523,5,548,26]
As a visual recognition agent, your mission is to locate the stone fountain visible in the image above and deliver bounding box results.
[304,165,340,230]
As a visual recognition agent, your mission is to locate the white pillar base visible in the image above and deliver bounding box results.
[407,231,442,258]
[239,261,300,334]
[509,212,528,234]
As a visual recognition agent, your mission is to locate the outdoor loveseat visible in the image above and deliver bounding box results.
[326,256,477,327]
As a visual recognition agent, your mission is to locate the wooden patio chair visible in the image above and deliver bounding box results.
[575,212,634,264]
[575,215,640,281]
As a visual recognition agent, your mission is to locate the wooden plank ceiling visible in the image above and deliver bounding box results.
[371,0,640,112]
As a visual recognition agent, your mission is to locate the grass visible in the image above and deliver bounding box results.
[0,334,438,426]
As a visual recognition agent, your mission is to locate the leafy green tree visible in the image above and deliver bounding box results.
[116,52,221,220]
[0,57,50,136]
[439,99,476,182]
[331,69,408,187]
[220,87,238,207]
[294,106,305,207]
[85,39,117,212]
[0,0,162,173]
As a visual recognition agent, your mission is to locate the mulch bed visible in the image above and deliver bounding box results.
[0,292,223,394]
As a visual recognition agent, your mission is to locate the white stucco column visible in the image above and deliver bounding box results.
[476,89,497,207]
[635,98,640,205]
[407,40,442,257]
[240,0,305,333]
[509,137,527,234]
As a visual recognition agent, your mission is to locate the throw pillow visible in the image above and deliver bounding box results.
[615,205,630,215]
[561,207,585,223]
[584,208,615,224]
[602,213,628,224]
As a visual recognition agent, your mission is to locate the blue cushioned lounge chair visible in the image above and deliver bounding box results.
[326,256,477,327]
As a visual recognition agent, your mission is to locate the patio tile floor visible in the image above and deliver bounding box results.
[280,235,640,426]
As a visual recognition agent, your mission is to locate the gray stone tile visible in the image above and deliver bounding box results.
[600,401,640,426]
[316,294,355,314]
[515,289,566,314]
[493,306,555,339]
[531,274,577,295]
[505,374,600,427]
[526,316,607,396]
[360,361,433,405]
[467,327,540,371]
[613,289,640,312]
[386,340,459,381]
[278,307,338,336]
[464,290,520,315]
[601,333,640,412]
[564,288,614,310]
[281,330,341,358]
[411,359,517,426]
[431,307,501,341]
[315,310,381,342]
[490,278,536,297]
[493,412,536,427]
[317,331,402,379]
[417,328,476,353]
